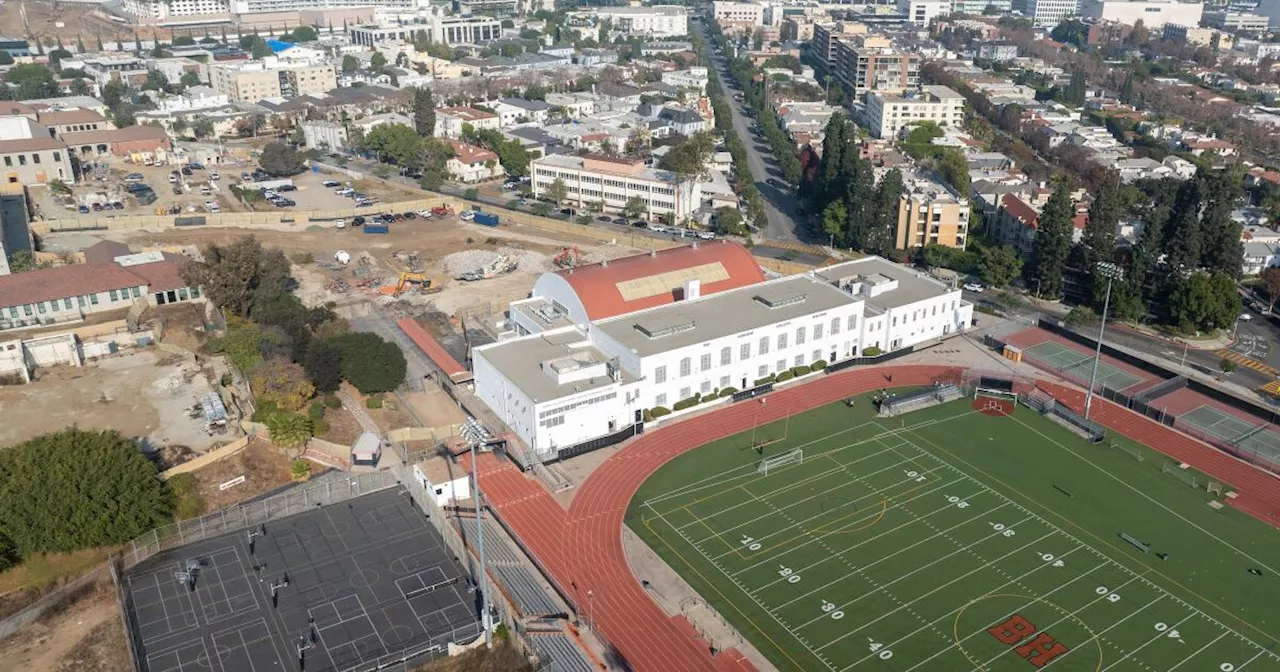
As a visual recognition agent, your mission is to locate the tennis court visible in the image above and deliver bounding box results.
[1022,341,1145,391]
[1177,405,1280,465]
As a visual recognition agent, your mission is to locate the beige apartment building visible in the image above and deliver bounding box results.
[866,85,965,139]
[895,173,970,250]
[0,117,74,186]
[531,153,701,222]
[209,60,337,103]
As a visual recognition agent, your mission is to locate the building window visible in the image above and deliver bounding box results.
[109,290,118,301]
[777,333,787,350]
[700,353,711,371]
[37,302,45,313]
[32,153,39,164]
[892,316,898,327]
[22,304,31,315]
[759,336,769,355]
[655,393,667,407]
[179,288,189,301]
[813,349,821,362]
[680,357,691,377]
[17,155,24,166]
[795,354,804,367]
[831,317,841,335]
[654,365,667,383]
[758,364,768,378]
[720,346,731,366]
[132,287,142,298]
[740,343,750,359]
[192,286,201,299]
[701,380,711,393]
[814,323,824,340]
[680,386,691,400]
[720,375,730,388]
[63,298,71,310]
[53,151,60,162]
[6,307,15,318]
[776,359,786,372]
[848,315,857,331]
[2,157,9,167]
[90,294,98,305]
[77,296,85,307]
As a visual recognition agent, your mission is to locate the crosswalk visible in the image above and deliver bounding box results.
[1260,380,1280,399]
[1214,349,1278,376]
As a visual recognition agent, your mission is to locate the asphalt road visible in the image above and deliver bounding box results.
[693,21,804,243]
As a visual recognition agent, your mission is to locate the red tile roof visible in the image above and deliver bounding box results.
[0,262,146,310]
[397,317,468,380]
[37,108,106,126]
[554,241,765,320]
[124,255,191,292]
[446,139,499,165]
[1001,194,1039,229]
[61,124,170,148]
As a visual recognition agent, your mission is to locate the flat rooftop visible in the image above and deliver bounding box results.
[594,275,860,357]
[478,328,637,403]
[815,257,958,314]
[533,152,684,184]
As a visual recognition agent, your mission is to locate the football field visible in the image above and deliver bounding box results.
[628,395,1280,671]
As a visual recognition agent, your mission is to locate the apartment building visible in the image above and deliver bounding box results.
[229,0,413,14]
[348,16,502,47]
[530,154,701,222]
[1079,0,1203,28]
[1163,24,1236,50]
[581,6,688,37]
[209,59,337,103]
[122,0,230,20]
[435,107,500,137]
[711,1,766,24]
[832,35,920,96]
[865,85,965,139]
[0,117,73,186]
[895,173,971,250]
[897,0,950,26]
[1011,0,1080,28]
[951,0,1012,13]
[811,22,868,77]
[1203,10,1270,32]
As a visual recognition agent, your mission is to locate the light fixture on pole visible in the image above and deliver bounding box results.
[1084,261,1124,420]
[460,417,492,648]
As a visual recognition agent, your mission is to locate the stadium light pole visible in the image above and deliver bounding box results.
[1084,262,1124,420]
[462,418,492,648]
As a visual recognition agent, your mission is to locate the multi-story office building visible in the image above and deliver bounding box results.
[895,173,971,250]
[0,117,74,186]
[478,250,972,457]
[1011,0,1080,28]
[951,0,1012,13]
[1203,10,1270,32]
[530,154,701,223]
[578,6,689,37]
[348,15,501,46]
[229,0,413,15]
[1079,0,1204,28]
[832,35,920,96]
[209,59,336,102]
[1163,24,1236,49]
[865,85,965,139]
[897,0,951,26]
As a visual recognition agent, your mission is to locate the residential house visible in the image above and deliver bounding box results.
[446,140,505,183]
[492,98,552,127]
[435,107,500,138]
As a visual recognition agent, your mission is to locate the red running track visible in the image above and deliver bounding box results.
[471,367,1280,672]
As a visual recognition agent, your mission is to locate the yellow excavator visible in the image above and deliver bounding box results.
[379,272,443,297]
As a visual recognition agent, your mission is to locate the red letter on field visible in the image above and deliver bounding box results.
[988,614,1037,645]
[1015,632,1070,668]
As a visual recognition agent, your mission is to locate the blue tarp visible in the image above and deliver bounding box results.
[266,39,293,53]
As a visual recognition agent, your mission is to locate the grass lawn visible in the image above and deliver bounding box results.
[626,394,1280,672]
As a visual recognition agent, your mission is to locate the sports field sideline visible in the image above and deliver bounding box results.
[628,395,1280,671]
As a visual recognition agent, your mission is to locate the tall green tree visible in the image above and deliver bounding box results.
[979,245,1023,287]
[412,86,436,136]
[1028,182,1075,298]
[867,169,904,255]
[1163,180,1203,272]
[1083,171,1120,262]
[1199,170,1243,278]
[180,236,292,317]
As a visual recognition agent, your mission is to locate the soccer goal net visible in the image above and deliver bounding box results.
[758,449,803,475]
[974,387,1019,403]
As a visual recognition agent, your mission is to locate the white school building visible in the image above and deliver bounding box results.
[473,249,973,459]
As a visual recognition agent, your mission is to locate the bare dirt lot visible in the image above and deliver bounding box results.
[0,2,167,48]
[0,350,222,451]
[0,574,131,672]
[176,439,295,514]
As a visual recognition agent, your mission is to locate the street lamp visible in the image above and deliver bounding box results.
[1084,262,1124,420]
[460,417,492,648]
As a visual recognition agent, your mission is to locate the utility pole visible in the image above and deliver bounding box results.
[1084,262,1124,420]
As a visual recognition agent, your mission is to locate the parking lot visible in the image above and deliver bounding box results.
[35,158,250,221]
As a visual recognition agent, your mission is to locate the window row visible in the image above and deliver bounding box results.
[537,391,618,419]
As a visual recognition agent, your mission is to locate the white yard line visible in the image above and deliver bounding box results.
[1096,613,1196,672]
[1166,631,1229,672]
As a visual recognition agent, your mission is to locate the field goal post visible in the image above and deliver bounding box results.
[758,449,803,475]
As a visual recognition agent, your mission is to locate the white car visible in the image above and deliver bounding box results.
[334,219,346,229]
[963,282,986,293]
[416,209,433,219]
[1239,313,1253,322]
[459,211,476,221]
[209,172,220,181]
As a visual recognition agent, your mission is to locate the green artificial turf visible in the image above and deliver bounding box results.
[626,395,1280,672]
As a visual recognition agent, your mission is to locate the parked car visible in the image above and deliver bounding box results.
[631,220,648,228]
[1239,313,1254,322]
[650,224,667,233]
[77,205,89,214]
[181,167,192,176]
[596,215,611,222]
[352,216,366,226]
[402,212,417,220]
[963,282,986,293]
[168,173,179,183]
[459,211,476,221]
[277,184,297,192]
[172,185,183,195]
[322,180,340,187]
[210,172,221,181]
[125,173,144,182]
[612,217,628,225]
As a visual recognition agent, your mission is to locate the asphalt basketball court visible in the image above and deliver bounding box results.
[124,487,480,672]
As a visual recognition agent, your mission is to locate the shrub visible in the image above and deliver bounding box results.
[719,386,739,397]
[366,393,384,409]
[290,252,314,264]
[266,413,313,448]
[642,408,653,422]
[251,358,315,412]
[649,406,671,418]
[812,359,827,370]
[672,394,701,411]
[167,473,204,521]
[330,332,407,394]
[312,418,330,437]
[791,364,812,377]
[290,459,312,482]
[323,393,341,409]
[776,370,795,382]
[753,374,775,387]
[220,372,233,387]
[863,346,883,357]
[251,399,281,423]
[308,400,325,420]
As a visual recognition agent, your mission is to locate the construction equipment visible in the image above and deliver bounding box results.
[553,246,581,269]
[379,272,443,297]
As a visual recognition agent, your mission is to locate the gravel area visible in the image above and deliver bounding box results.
[442,247,550,277]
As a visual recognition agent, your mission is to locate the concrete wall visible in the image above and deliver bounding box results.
[160,435,253,480]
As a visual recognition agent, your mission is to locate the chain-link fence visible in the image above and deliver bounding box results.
[122,471,399,569]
